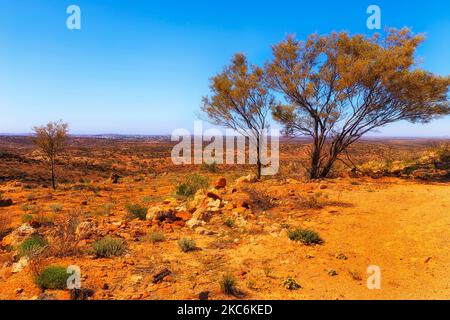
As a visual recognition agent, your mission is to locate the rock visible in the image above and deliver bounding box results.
[2,224,35,247]
[152,268,171,284]
[128,275,143,286]
[14,288,24,295]
[199,291,209,300]
[70,288,95,300]
[186,218,205,229]
[0,198,13,207]
[235,173,258,184]
[146,206,177,222]
[319,184,328,190]
[214,177,227,189]
[76,221,97,240]
[110,173,120,184]
[206,189,222,201]
[12,257,29,273]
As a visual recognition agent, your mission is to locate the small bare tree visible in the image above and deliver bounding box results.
[201,53,274,179]
[32,121,69,189]
[266,29,450,179]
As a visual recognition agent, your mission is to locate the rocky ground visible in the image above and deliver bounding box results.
[1,171,449,300]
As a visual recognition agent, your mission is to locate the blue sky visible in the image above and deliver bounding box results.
[0,0,449,136]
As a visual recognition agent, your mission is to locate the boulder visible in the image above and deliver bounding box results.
[146,206,177,222]
[0,198,13,207]
[1,224,35,247]
[214,177,227,189]
[12,257,29,273]
[235,174,258,184]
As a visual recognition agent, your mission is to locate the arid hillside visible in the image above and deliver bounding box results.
[0,136,449,300]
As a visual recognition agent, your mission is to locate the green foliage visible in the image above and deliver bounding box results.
[36,266,69,290]
[283,277,301,290]
[19,235,48,257]
[224,218,234,228]
[21,214,33,224]
[200,161,218,173]
[125,203,147,220]
[92,237,126,258]
[288,228,323,245]
[175,174,209,198]
[178,238,196,252]
[220,274,237,295]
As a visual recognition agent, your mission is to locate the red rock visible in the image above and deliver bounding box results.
[214,177,227,189]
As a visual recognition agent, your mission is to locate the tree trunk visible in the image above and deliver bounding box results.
[256,136,262,180]
[309,142,321,179]
[51,158,56,190]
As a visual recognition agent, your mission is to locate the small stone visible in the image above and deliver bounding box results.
[15,288,24,294]
[199,291,209,300]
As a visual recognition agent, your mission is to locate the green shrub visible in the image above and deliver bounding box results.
[288,228,323,245]
[49,203,63,214]
[220,274,236,295]
[92,237,126,258]
[178,238,196,252]
[200,162,218,173]
[21,214,33,224]
[148,232,165,243]
[283,277,301,290]
[36,266,69,290]
[125,203,147,220]
[224,218,234,228]
[19,235,48,257]
[175,174,209,198]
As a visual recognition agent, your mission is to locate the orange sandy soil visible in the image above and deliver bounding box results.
[1,174,449,300]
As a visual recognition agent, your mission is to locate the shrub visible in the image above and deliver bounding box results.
[200,162,218,173]
[288,228,323,245]
[19,235,48,257]
[178,238,196,252]
[224,218,234,228]
[175,174,209,198]
[92,237,126,258]
[21,214,33,224]
[148,232,165,243]
[48,211,80,257]
[49,203,64,214]
[125,203,147,220]
[220,274,236,295]
[35,265,69,290]
[283,277,301,290]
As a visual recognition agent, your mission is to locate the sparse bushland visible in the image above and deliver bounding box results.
[220,274,237,295]
[19,235,48,257]
[35,265,69,290]
[125,203,147,220]
[175,174,209,198]
[288,228,323,245]
[92,237,126,258]
[178,238,196,252]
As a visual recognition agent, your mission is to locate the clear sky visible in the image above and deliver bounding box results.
[1,0,449,136]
